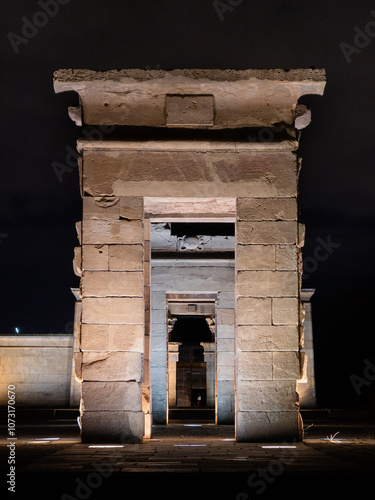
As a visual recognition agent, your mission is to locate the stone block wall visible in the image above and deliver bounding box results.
[0,336,77,407]
[235,196,303,441]
[76,196,146,442]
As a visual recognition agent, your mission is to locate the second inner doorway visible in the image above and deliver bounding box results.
[167,298,216,423]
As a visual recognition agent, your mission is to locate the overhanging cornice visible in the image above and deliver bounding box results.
[54,68,326,129]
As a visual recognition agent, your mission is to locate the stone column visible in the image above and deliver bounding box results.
[297,289,317,408]
[70,288,82,407]
[143,219,152,437]
[167,343,179,408]
[235,197,301,442]
[202,343,216,408]
[79,196,145,443]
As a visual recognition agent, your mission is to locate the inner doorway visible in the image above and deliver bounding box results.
[167,295,216,423]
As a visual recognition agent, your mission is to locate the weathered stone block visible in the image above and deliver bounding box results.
[83,196,120,219]
[80,410,144,443]
[150,350,166,369]
[211,152,297,195]
[143,359,150,390]
[171,266,234,291]
[236,410,301,442]
[237,270,298,297]
[81,149,298,198]
[237,297,272,325]
[216,324,235,339]
[236,351,273,380]
[119,197,144,220]
[108,244,144,271]
[237,221,297,245]
[217,308,235,325]
[81,381,142,411]
[298,222,305,248]
[236,325,299,352]
[82,219,143,244]
[81,271,143,297]
[166,94,214,125]
[73,352,82,381]
[217,364,236,381]
[82,245,108,270]
[73,246,82,276]
[82,351,143,382]
[217,338,235,352]
[237,380,298,411]
[273,351,300,380]
[276,244,298,270]
[152,333,167,354]
[272,297,299,325]
[237,197,297,221]
[80,324,107,351]
[75,221,82,244]
[236,244,275,270]
[217,351,235,367]
[151,308,166,324]
[217,380,235,424]
[82,297,144,324]
[107,324,144,352]
[217,291,235,308]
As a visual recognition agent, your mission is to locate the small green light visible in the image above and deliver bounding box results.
[15,327,19,334]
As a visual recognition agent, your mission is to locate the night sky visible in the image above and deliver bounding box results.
[1,0,375,409]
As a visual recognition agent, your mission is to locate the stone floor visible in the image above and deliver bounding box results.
[1,414,374,499]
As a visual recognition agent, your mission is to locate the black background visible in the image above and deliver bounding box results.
[1,0,375,409]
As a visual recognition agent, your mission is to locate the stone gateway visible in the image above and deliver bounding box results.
[54,68,325,442]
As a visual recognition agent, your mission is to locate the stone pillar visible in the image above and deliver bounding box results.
[70,288,82,407]
[143,219,152,437]
[202,343,216,408]
[167,343,179,408]
[79,196,145,443]
[297,289,317,408]
[235,197,302,442]
[216,306,235,424]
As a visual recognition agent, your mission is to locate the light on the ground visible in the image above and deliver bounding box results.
[36,438,60,441]
[261,445,297,449]
[174,444,207,447]
[88,445,124,448]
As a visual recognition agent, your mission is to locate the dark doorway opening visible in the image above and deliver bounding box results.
[168,315,215,423]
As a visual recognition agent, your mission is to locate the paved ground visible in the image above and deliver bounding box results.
[1,415,374,499]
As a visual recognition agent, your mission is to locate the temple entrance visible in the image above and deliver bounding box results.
[167,297,216,423]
